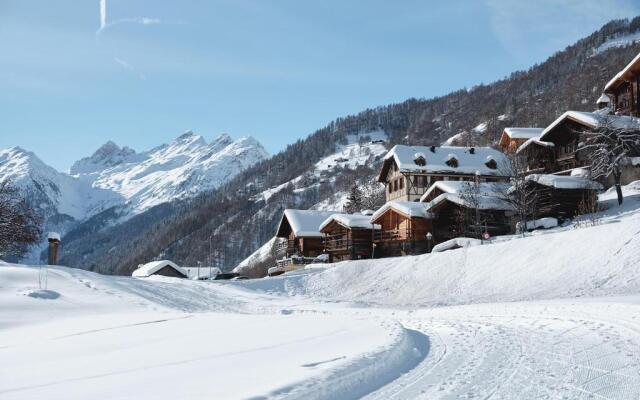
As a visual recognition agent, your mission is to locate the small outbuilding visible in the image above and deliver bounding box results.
[523,174,603,221]
[498,127,543,154]
[132,260,188,278]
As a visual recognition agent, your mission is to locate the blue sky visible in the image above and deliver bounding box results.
[1,0,639,171]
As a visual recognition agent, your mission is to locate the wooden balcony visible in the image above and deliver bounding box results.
[275,239,297,259]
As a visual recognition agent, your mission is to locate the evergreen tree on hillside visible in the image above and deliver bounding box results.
[344,184,364,214]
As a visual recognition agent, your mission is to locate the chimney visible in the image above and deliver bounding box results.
[47,232,61,265]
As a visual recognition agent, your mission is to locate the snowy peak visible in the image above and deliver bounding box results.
[70,141,136,175]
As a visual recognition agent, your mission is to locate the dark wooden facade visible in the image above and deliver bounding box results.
[428,200,512,244]
[605,54,640,117]
[320,220,376,262]
[371,208,432,257]
[153,265,188,278]
[524,181,599,222]
[538,117,592,174]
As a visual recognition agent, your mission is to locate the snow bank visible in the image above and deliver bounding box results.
[432,237,481,253]
[516,217,558,231]
[525,174,603,190]
[131,260,187,278]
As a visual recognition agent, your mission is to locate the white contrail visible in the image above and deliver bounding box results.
[100,0,106,30]
[97,0,160,35]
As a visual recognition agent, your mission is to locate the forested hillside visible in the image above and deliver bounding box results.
[59,17,640,275]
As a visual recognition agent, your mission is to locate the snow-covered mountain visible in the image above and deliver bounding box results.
[70,131,269,214]
[0,132,269,261]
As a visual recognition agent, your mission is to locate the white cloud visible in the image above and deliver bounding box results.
[485,0,640,61]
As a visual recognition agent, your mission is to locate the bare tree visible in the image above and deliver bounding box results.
[458,173,483,239]
[498,154,539,237]
[0,180,42,257]
[577,119,640,205]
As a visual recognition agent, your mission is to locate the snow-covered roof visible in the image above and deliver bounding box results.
[502,127,544,140]
[319,213,381,232]
[515,136,555,154]
[604,52,640,92]
[371,201,432,222]
[132,260,187,278]
[419,181,511,203]
[596,94,611,104]
[380,145,509,180]
[432,237,481,253]
[425,193,514,212]
[539,111,640,141]
[525,174,603,190]
[47,232,61,241]
[276,209,338,238]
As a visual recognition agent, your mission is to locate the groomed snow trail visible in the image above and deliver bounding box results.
[361,301,640,400]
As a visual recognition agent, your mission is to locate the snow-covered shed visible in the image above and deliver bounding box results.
[370,201,433,257]
[431,237,481,253]
[319,214,381,262]
[498,127,544,154]
[132,260,188,278]
[524,174,604,221]
[275,209,337,265]
[377,145,510,202]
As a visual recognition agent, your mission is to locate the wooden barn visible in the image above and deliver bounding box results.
[604,52,640,117]
[423,190,513,244]
[274,209,337,268]
[377,145,510,202]
[498,127,543,154]
[132,260,188,278]
[319,213,380,262]
[523,174,603,221]
[370,201,433,257]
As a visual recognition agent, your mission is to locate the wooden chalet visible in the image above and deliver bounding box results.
[523,174,603,221]
[378,145,510,202]
[275,209,337,268]
[421,182,513,244]
[535,111,640,175]
[604,52,640,117]
[370,201,433,257]
[498,128,543,154]
[515,136,556,174]
[319,213,380,262]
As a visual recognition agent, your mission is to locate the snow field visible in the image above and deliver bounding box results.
[0,265,421,400]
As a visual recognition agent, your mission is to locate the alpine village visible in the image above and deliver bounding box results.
[133,50,640,280]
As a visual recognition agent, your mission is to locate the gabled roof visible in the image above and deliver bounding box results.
[515,136,555,154]
[502,127,544,140]
[424,193,514,213]
[371,200,433,223]
[524,174,603,190]
[604,52,640,93]
[539,111,640,142]
[419,181,511,203]
[132,260,187,278]
[276,209,338,238]
[319,213,381,232]
[378,145,508,182]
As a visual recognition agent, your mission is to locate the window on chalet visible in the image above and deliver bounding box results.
[414,154,426,166]
[399,178,404,190]
[485,158,498,169]
[388,183,392,194]
[393,180,398,192]
[445,155,458,168]
[422,175,429,187]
